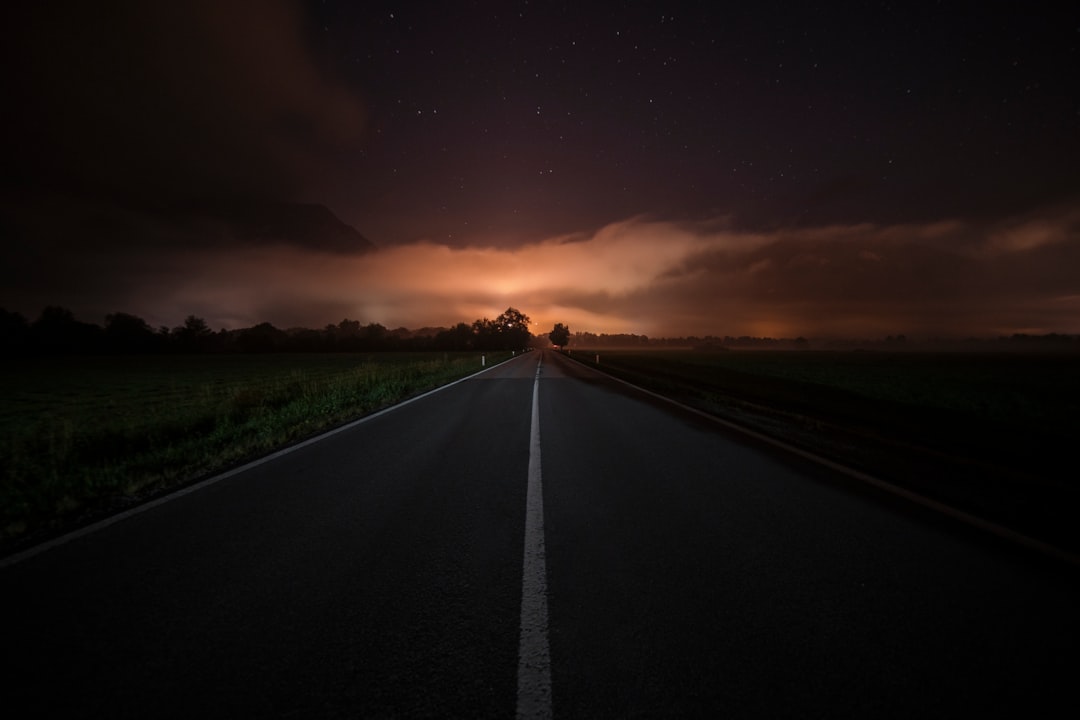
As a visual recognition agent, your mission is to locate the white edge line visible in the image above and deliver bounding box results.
[0,357,517,569]
[563,354,1080,569]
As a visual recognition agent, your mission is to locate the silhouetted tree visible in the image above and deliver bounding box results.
[0,308,30,352]
[471,317,498,350]
[434,322,474,351]
[494,307,532,350]
[360,322,388,350]
[548,323,570,347]
[285,327,325,352]
[30,306,102,353]
[335,318,361,350]
[237,322,286,353]
[104,312,158,353]
[173,315,214,352]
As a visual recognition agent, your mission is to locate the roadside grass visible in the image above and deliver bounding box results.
[0,352,508,549]
[570,348,1080,552]
[576,349,1080,434]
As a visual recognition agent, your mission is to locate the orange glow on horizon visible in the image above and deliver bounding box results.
[132,206,1080,339]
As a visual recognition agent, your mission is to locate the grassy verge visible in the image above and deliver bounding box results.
[568,348,1080,554]
[0,352,508,550]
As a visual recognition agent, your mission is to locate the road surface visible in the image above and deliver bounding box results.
[3,349,1077,718]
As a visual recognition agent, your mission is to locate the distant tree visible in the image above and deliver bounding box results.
[468,309,533,351]
[0,308,30,352]
[339,319,360,345]
[332,318,363,350]
[284,327,325,352]
[494,307,532,350]
[361,322,388,349]
[238,322,282,352]
[184,315,210,335]
[434,322,474,351]
[30,306,102,353]
[31,306,76,351]
[104,312,158,353]
[173,314,214,352]
[237,322,286,353]
[471,317,498,350]
[548,323,570,347]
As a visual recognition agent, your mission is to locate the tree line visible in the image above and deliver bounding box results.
[7,305,1074,355]
[0,306,538,355]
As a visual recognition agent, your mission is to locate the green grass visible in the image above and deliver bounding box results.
[0,352,509,547]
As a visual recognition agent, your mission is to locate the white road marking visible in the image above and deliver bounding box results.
[516,357,552,720]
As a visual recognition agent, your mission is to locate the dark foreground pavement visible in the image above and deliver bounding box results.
[3,350,1077,718]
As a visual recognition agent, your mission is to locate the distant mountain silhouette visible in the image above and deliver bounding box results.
[0,190,376,255]
[181,199,377,254]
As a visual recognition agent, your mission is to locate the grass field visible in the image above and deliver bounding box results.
[574,349,1080,434]
[569,348,1080,553]
[0,352,509,549]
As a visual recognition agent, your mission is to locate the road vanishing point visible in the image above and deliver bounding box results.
[3,350,1077,718]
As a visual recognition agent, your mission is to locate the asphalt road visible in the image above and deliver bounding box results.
[3,349,1077,718]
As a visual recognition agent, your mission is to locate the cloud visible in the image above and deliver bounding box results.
[2,0,365,201]
[981,205,1080,257]
[48,201,1073,339]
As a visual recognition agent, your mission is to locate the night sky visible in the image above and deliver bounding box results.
[3,1,1079,337]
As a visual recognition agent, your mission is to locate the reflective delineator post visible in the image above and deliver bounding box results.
[595,354,600,364]
[482,354,486,367]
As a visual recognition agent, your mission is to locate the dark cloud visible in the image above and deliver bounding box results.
[2,0,364,203]
[632,206,1080,337]
[10,201,1072,338]
[3,2,1078,337]
[1,0,371,306]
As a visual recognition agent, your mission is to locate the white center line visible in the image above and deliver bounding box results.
[516,357,552,720]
